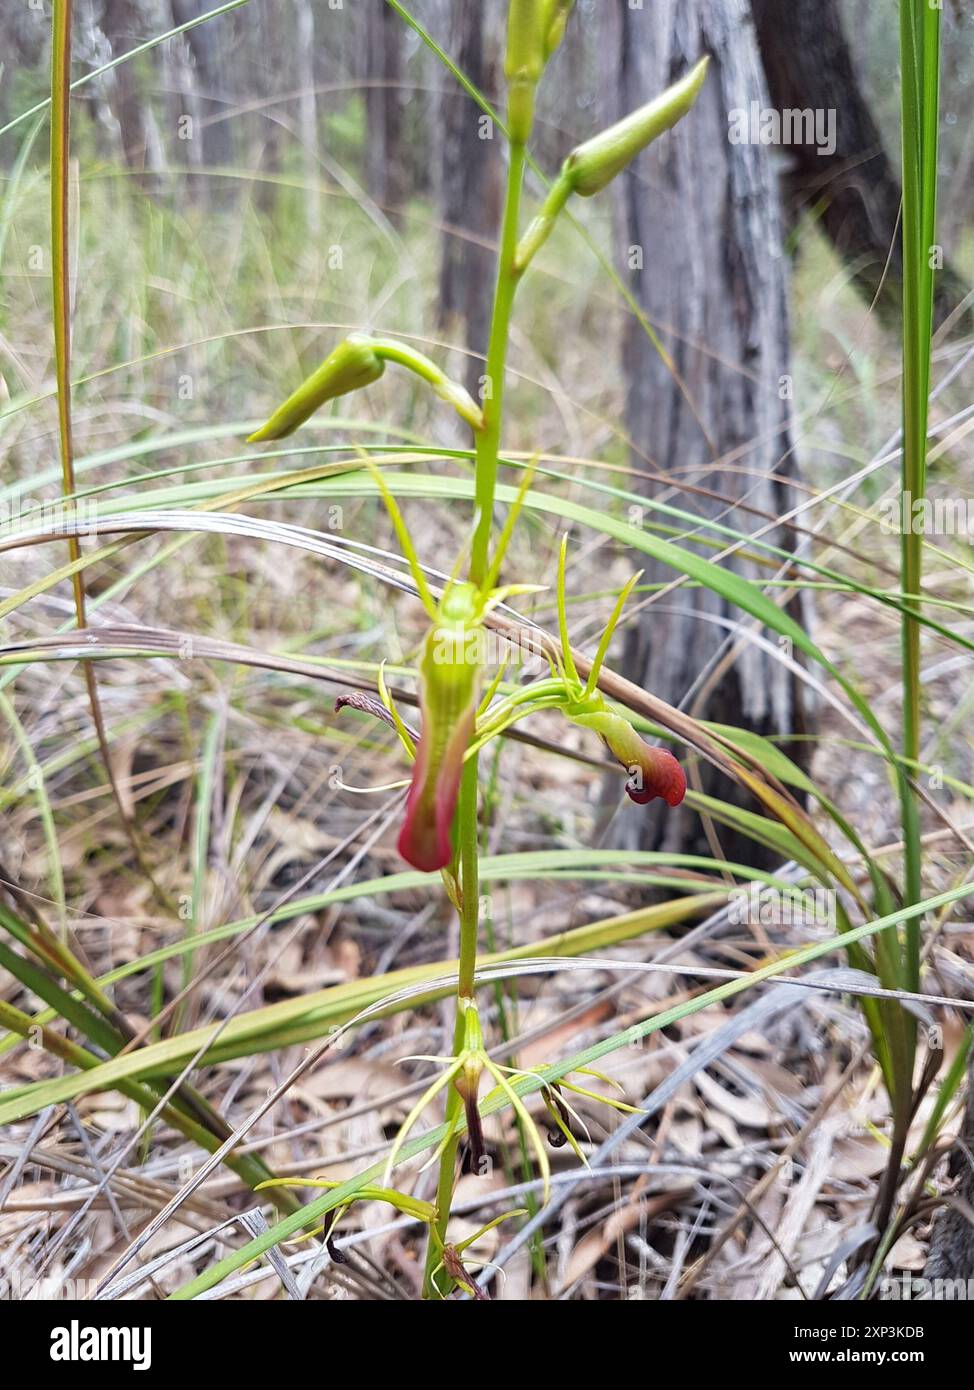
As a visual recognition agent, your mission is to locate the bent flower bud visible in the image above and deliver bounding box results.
[248,334,384,442]
[572,709,686,808]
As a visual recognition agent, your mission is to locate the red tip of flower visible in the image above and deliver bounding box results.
[396,704,475,873]
[397,811,453,873]
[397,744,456,869]
[625,747,686,808]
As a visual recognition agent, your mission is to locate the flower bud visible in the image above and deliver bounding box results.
[505,0,546,143]
[247,334,384,442]
[505,0,545,85]
[398,588,482,872]
[542,0,573,59]
[572,709,686,807]
[454,1051,486,1170]
[565,57,708,197]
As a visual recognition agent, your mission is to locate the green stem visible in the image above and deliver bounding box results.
[424,91,532,1296]
[456,757,482,1001]
[515,169,572,271]
[869,0,941,1246]
[423,755,481,1298]
[469,139,529,587]
[897,0,939,987]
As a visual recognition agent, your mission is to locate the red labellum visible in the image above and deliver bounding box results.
[397,606,482,873]
[624,745,686,807]
[396,703,474,872]
[572,709,686,809]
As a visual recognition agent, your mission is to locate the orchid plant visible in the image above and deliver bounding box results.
[247,0,706,1298]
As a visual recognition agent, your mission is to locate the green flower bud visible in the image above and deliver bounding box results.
[247,334,384,442]
[565,56,708,197]
[505,0,545,84]
[542,0,573,59]
[248,333,484,444]
[505,0,546,144]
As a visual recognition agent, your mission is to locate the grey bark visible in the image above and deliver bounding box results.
[169,0,235,197]
[100,0,155,176]
[752,0,970,331]
[364,0,404,212]
[436,0,502,399]
[608,0,807,866]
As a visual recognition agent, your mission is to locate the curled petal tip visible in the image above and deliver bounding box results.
[572,709,685,810]
[624,746,686,807]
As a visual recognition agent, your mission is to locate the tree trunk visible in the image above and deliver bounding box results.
[100,0,155,179]
[752,0,970,331]
[364,1,404,213]
[608,0,807,866]
[294,0,319,236]
[169,0,235,201]
[436,0,502,399]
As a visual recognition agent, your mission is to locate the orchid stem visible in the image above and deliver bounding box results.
[423,41,533,1295]
[469,138,528,589]
[456,757,481,1001]
[422,754,481,1298]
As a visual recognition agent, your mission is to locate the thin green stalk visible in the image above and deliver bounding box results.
[456,758,482,1002]
[479,742,547,1281]
[469,140,528,587]
[50,0,172,914]
[862,0,943,1265]
[897,0,940,978]
[423,754,482,1297]
[424,19,534,1288]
